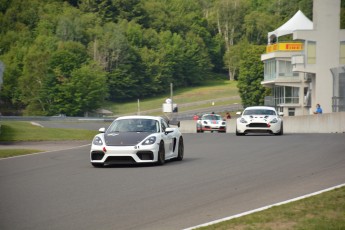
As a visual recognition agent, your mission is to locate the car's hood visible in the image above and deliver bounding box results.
[242,115,276,122]
[104,132,152,146]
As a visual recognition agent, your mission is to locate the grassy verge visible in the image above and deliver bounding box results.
[0,149,43,158]
[198,186,345,230]
[0,121,97,142]
[0,121,97,158]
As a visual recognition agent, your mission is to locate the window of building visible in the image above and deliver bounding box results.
[288,108,295,116]
[273,86,299,105]
[340,41,345,64]
[307,41,316,64]
[278,60,293,77]
[285,86,299,103]
[264,60,276,81]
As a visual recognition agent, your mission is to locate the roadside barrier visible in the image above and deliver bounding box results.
[179,112,345,133]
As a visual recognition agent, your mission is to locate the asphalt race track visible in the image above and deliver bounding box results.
[1,133,345,230]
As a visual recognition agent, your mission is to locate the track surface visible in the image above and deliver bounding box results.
[1,133,345,230]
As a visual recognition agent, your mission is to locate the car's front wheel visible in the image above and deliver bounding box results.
[157,142,165,165]
[236,126,245,136]
[275,123,284,135]
[176,137,184,161]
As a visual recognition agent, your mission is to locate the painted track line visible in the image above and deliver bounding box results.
[183,183,345,230]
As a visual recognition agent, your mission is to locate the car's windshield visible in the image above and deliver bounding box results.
[243,109,276,116]
[202,114,222,120]
[107,119,159,133]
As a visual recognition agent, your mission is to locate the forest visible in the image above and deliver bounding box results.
[0,0,324,116]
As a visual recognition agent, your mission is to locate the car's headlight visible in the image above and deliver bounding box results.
[203,121,208,124]
[270,118,278,123]
[93,136,103,145]
[240,118,248,123]
[142,136,156,145]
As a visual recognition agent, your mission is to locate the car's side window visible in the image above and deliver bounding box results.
[161,119,168,132]
[155,120,160,132]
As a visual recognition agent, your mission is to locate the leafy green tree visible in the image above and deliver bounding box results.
[55,63,107,116]
[19,35,58,115]
[223,40,248,80]
[244,11,278,45]
[182,32,213,85]
[92,22,130,72]
[79,0,144,23]
[237,44,270,107]
[0,46,27,113]
[50,41,88,79]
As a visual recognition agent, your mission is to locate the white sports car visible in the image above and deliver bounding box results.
[196,113,227,133]
[90,116,184,167]
[236,106,283,136]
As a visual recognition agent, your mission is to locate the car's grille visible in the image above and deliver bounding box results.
[91,151,105,160]
[248,123,268,128]
[137,151,154,160]
[105,156,136,164]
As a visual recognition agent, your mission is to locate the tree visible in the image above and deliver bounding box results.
[54,63,107,116]
[244,11,279,45]
[237,44,270,107]
[223,40,248,81]
[208,0,250,80]
[19,35,58,115]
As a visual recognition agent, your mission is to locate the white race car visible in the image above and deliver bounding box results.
[236,106,283,136]
[90,116,184,167]
[196,113,227,133]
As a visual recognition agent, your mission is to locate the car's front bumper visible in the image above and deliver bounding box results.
[202,125,226,132]
[90,143,160,164]
[197,124,226,132]
[236,121,281,134]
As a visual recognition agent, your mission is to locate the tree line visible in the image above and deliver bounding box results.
[0,0,315,116]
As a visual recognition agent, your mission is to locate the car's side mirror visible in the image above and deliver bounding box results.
[164,127,174,134]
[278,112,284,117]
[99,127,106,133]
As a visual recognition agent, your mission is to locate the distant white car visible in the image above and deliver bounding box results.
[236,106,283,136]
[196,113,226,133]
[90,116,184,167]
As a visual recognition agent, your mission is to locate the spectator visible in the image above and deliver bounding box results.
[225,112,231,119]
[314,104,323,114]
[193,114,199,120]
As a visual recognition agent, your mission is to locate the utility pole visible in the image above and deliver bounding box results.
[170,83,173,113]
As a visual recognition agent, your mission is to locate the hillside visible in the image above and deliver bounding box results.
[0,0,315,116]
[105,80,240,116]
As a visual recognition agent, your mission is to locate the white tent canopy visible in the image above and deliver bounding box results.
[268,10,313,43]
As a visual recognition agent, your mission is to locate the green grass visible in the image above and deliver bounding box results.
[199,186,345,230]
[0,121,97,141]
[104,80,240,115]
[0,149,43,158]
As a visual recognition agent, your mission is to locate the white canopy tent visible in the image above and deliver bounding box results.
[268,10,313,44]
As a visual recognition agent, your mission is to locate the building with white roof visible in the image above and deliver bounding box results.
[261,0,345,116]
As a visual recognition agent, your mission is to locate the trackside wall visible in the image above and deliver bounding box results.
[179,112,345,133]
